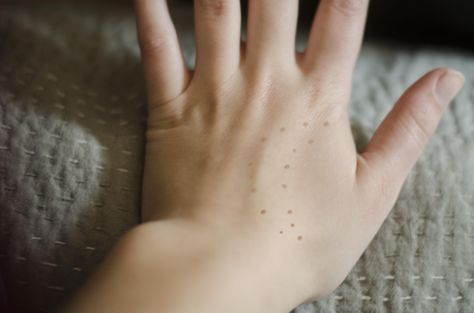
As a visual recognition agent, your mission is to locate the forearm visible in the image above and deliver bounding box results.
[60,219,301,313]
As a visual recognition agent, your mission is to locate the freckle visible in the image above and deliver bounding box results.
[308,139,314,144]
[323,121,330,127]
[261,137,267,143]
[287,210,293,214]
[260,209,266,215]
[280,127,286,132]
[303,122,309,127]
[248,162,253,167]
[284,164,290,169]
[291,223,295,227]
[297,235,303,241]
[251,187,257,193]
[292,148,297,153]
[279,230,284,234]
[282,184,287,189]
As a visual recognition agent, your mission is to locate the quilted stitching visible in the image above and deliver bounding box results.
[0,4,473,313]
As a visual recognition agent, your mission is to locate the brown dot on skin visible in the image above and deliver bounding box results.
[251,187,257,193]
[282,184,287,189]
[291,223,295,227]
[308,139,314,144]
[323,121,330,127]
[287,210,293,214]
[284,164,290,169]
[297,235,303,241]
[280,127,286,132]
[261,137,267,143]
[279,230,284,234]
[260,209,266,215]
[248,162,253,167]
[303,122,309,127]
[292,148,297,153]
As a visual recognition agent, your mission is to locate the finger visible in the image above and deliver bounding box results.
[358,68,465,196]
[193,0,241,83]
[303,0,369,83]
[134,0,190,106]
[246,0,299,69]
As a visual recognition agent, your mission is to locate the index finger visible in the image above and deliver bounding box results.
[303,0,369,85]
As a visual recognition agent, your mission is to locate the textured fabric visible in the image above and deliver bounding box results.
[0,4,473,313]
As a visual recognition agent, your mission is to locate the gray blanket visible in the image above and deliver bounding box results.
[0,4,473,313]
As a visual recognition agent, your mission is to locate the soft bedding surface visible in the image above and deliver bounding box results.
[0,4,473,313]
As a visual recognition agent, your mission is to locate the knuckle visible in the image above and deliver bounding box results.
[375,170,394,202]
[244,68,276,98]
[306,81,349,119]
[305,73,351,104]
[138,32,168,57]
[197,0,230,18]
[327,0,367,16]
[399,98,438,150]
[319,100,346,124]
[147,97,187,131]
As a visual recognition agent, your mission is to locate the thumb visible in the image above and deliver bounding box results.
[358,68,465,195]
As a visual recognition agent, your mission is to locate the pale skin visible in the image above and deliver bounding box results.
[61,0,465,313]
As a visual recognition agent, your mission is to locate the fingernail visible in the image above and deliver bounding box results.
[435,69,465,108]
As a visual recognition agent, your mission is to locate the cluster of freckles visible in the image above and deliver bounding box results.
[248,121,330,241]
[259,208,303,241]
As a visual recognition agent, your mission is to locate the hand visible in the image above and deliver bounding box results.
[134,0,464,310]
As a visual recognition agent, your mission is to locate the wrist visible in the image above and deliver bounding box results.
[121,219,304,313]
[63,218,310,313]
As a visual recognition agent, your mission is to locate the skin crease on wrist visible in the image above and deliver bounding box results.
[60,0,465,313]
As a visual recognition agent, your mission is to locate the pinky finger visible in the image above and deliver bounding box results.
[134,0,191,107]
